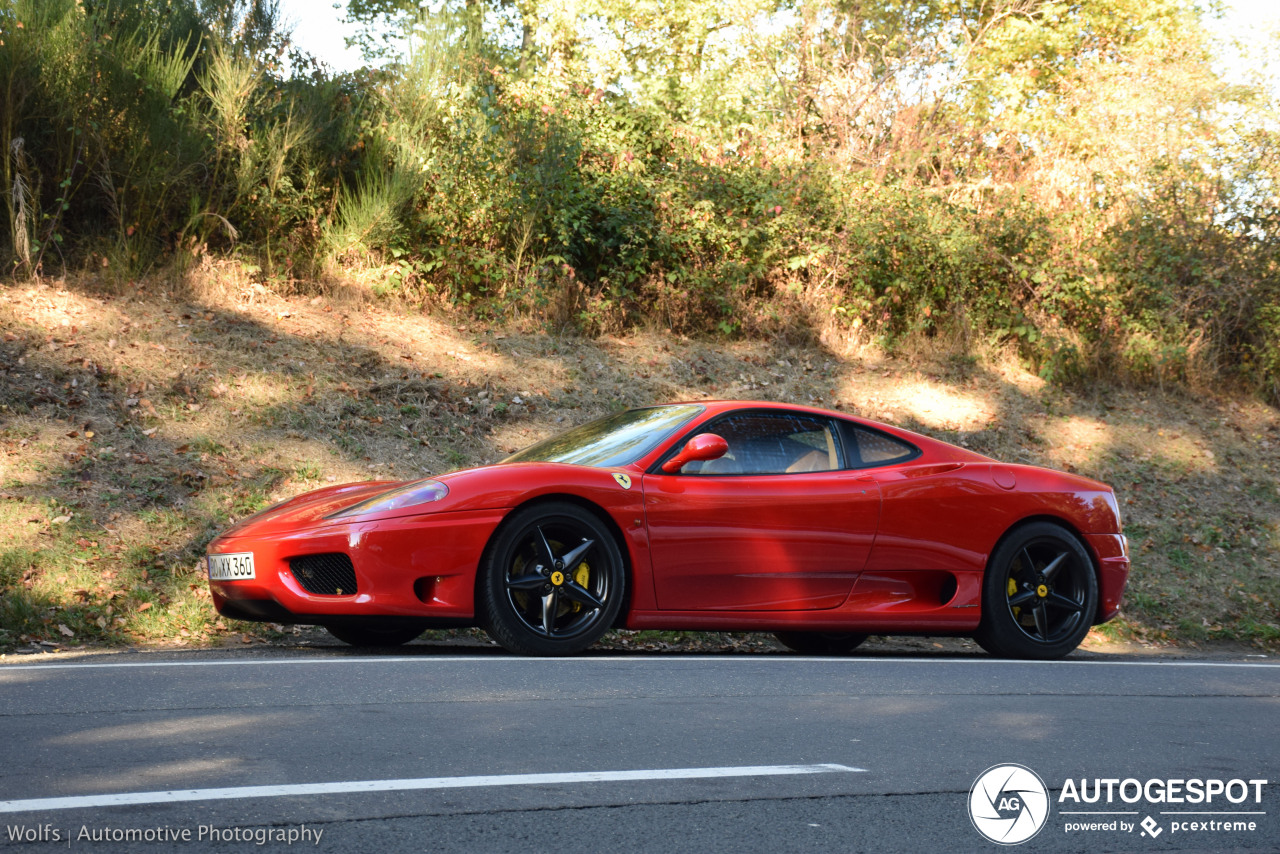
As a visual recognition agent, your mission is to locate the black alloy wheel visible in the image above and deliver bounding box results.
[773,631,868,655]
[974,521,1098,660]
[481,501,626,655]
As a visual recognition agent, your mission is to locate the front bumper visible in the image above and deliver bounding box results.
[207,508,506,625]
[1085,533,1130,623]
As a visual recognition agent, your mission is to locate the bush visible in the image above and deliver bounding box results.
[3,0,1277,405]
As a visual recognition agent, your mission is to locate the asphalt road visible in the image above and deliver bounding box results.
[0,647,1276,853]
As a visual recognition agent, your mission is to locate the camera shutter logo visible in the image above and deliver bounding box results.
[969,764,1051,845]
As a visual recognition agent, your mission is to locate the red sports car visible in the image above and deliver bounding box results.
[206,401,1129,659]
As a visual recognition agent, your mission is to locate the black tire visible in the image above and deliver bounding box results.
[480,501,626,656]
[974,521,1098,660]
[324,624,426,647]
[773,631,868,655]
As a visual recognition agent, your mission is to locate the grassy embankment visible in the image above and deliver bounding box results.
[1,278,1277,654]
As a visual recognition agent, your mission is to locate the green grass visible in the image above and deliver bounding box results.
[190,437,230,456]
[295,463,322,481]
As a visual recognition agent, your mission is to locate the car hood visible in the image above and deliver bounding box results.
[210,461,627,541]
[215,480,398,539]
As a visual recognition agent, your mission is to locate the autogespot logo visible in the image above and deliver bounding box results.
[969,764,1051,845]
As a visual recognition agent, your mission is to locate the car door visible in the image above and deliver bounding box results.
[641,410,882,611]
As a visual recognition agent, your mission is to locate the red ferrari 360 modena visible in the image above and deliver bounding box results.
[206,401,1129,658]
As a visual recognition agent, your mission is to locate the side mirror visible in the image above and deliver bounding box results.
[661,433,729,474]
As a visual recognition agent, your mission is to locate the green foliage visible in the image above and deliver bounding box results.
[2,0,1277,403]
[1,0,209,274]
[0,0,363,278]
[1101,154,1280,398]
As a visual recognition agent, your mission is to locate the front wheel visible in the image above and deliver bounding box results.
[974,522,1098,660]
[480,502,626,656]
[773,631,868,655]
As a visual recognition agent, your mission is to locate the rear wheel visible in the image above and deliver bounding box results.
[324,624,426,647]
[480,502,626,656]
[974,522,1097,660]
[773,631,868,655]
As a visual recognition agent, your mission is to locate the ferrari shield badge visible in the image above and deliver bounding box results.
[612,472,632,490]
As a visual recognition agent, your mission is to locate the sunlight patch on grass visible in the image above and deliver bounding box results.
[234,372,306,413]
[1035,415,1119,475]
[488,421,559,455]
[896,380,993,431]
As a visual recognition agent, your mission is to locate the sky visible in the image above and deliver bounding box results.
[276,1,367,73]
[277,0,1280,81]
[1210,0,1280,90]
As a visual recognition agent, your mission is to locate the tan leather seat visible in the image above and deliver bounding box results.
[786,448,833,472]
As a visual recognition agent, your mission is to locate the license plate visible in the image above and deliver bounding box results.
[208,552,255,580]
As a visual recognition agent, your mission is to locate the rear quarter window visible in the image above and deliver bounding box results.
[840,422,920,467]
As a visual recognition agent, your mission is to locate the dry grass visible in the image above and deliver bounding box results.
[1,276,1277,654]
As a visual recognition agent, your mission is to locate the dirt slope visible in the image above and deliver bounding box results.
[1,279,1276,654]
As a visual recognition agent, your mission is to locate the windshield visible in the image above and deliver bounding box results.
[503,405,704,468]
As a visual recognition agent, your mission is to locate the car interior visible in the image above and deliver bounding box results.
[681,413,840,475]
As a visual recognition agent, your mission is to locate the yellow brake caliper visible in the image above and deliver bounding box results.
[571,563,590,612]
[1008,577,1021,618]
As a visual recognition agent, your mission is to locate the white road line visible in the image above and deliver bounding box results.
[0,764,866,814]
[1,656,1277,671]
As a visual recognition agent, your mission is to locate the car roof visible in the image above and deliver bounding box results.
[637,400,993,466]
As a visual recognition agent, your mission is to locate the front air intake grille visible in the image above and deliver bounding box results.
[289,553,358,596]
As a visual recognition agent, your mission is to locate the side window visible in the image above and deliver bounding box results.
[682,412,841,475]
[840,422,918,467]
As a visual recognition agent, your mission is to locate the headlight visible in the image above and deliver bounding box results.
[1105,490,1122,531]
[326,479,449,519]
